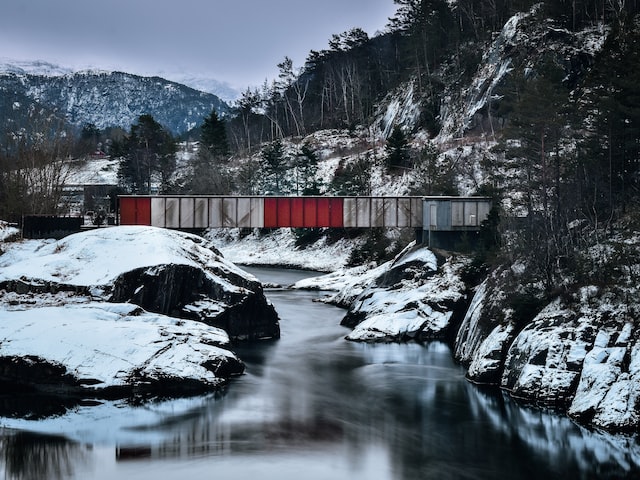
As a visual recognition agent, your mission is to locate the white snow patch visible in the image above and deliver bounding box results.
[207,228,357,273]
[0,303,236,389]
[0,226,252,289]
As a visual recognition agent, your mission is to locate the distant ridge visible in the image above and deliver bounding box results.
[0,59,231,135]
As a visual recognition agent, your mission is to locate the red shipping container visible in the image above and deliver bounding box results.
[330,198,344,227]
[316,198,329,226]
[119,197,151,225]
[304,198,318,227]
[291,197,304,227]
[277,198,292,227]
[264,198,278,227]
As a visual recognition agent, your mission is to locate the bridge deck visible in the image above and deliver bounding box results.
[119,196,424,229]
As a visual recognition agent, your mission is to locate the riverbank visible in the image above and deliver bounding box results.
[210,227,640,435]
[3,266,639,479]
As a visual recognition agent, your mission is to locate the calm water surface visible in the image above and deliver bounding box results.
[1,267,639,479]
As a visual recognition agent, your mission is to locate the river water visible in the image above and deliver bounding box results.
[1,267,640,479]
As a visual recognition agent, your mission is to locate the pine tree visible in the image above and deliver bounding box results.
[385,125,411,171]
[199,110,229,159]
[189,110,231,194]
[577,20,640,220]
[118,114,176,194]
[260,140,289,194]
[499,59,572,289]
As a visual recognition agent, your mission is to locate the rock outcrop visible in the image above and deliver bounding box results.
[0,226,280,407]
[0,303,244,399]
[0,226,280,341]
[454,271,640,432]
[338,247,469,342]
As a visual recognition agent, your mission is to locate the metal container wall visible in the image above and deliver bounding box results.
[120,197,151,225]
[194,198,208,228]
[424,198,492,232]
[121,196,432,229]
[477,201,491,225]
[344,197,422,228]
[264,197,344,228]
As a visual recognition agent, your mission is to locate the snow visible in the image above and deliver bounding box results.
[0,225,270,412]
[374,80,422,138]
[467,323,514,381]
[207,228,357,273]
[65,157,120,186]
[331,249,466,342]
[0,58,73,77]
[293,262,387,306]
[0,225,252,289]
[0,303,236,389]
[437,12,525,142]
[0,221,19,242]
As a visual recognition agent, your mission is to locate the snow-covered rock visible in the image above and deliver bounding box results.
[568,319,640,432]
[0,225,286,406]
[454,265,521,384]
[500,299,587,406]
[453,263,640,432]
[0,221,19,242]
[0,226,280,341]
[208,227,356,273]
[338,246,469,342]
[0,303,243,399]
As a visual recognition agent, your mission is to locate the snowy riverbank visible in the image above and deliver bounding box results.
[0,226,278,402]
[212,227,640,434]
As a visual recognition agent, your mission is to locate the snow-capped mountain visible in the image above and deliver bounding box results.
[159,73,241,103]
[0,60,230,135]
[0,57,74,76]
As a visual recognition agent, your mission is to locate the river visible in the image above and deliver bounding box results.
[1,267,639,479]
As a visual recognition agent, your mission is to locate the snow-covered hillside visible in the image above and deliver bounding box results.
[0,64,229,135]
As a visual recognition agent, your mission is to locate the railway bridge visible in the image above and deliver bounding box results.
[118,195,492,249]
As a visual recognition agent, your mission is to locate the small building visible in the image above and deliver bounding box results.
[422,196,492,250]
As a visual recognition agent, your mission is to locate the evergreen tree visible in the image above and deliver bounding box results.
[260,140,289,194]
[189,110,231,194]
[385,125,411,170]
[499,59,573,289]
[410,143,457,195]
[330,154,373,195]
[118,114,176,194]
[199,110,229,159]
[293,144,321,195]
[577,20,640,221]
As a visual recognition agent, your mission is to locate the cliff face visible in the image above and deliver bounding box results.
[311,227,640,433]
[454,278,640,432]
[110,263,280,341]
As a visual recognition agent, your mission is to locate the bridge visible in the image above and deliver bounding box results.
[118,195,492,248]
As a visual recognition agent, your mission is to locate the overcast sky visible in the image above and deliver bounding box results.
[0,0,398,92]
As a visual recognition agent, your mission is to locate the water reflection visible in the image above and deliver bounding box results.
[1,268,640,479]
[0,430,91,480]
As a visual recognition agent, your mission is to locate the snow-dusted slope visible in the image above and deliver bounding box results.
[0,68,228,134]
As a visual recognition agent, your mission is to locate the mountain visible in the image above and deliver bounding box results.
[0,62,230,135]
[159,73,241,103]
[0,58,74,76]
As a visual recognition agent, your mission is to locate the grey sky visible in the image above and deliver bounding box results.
[0,0,398,90]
